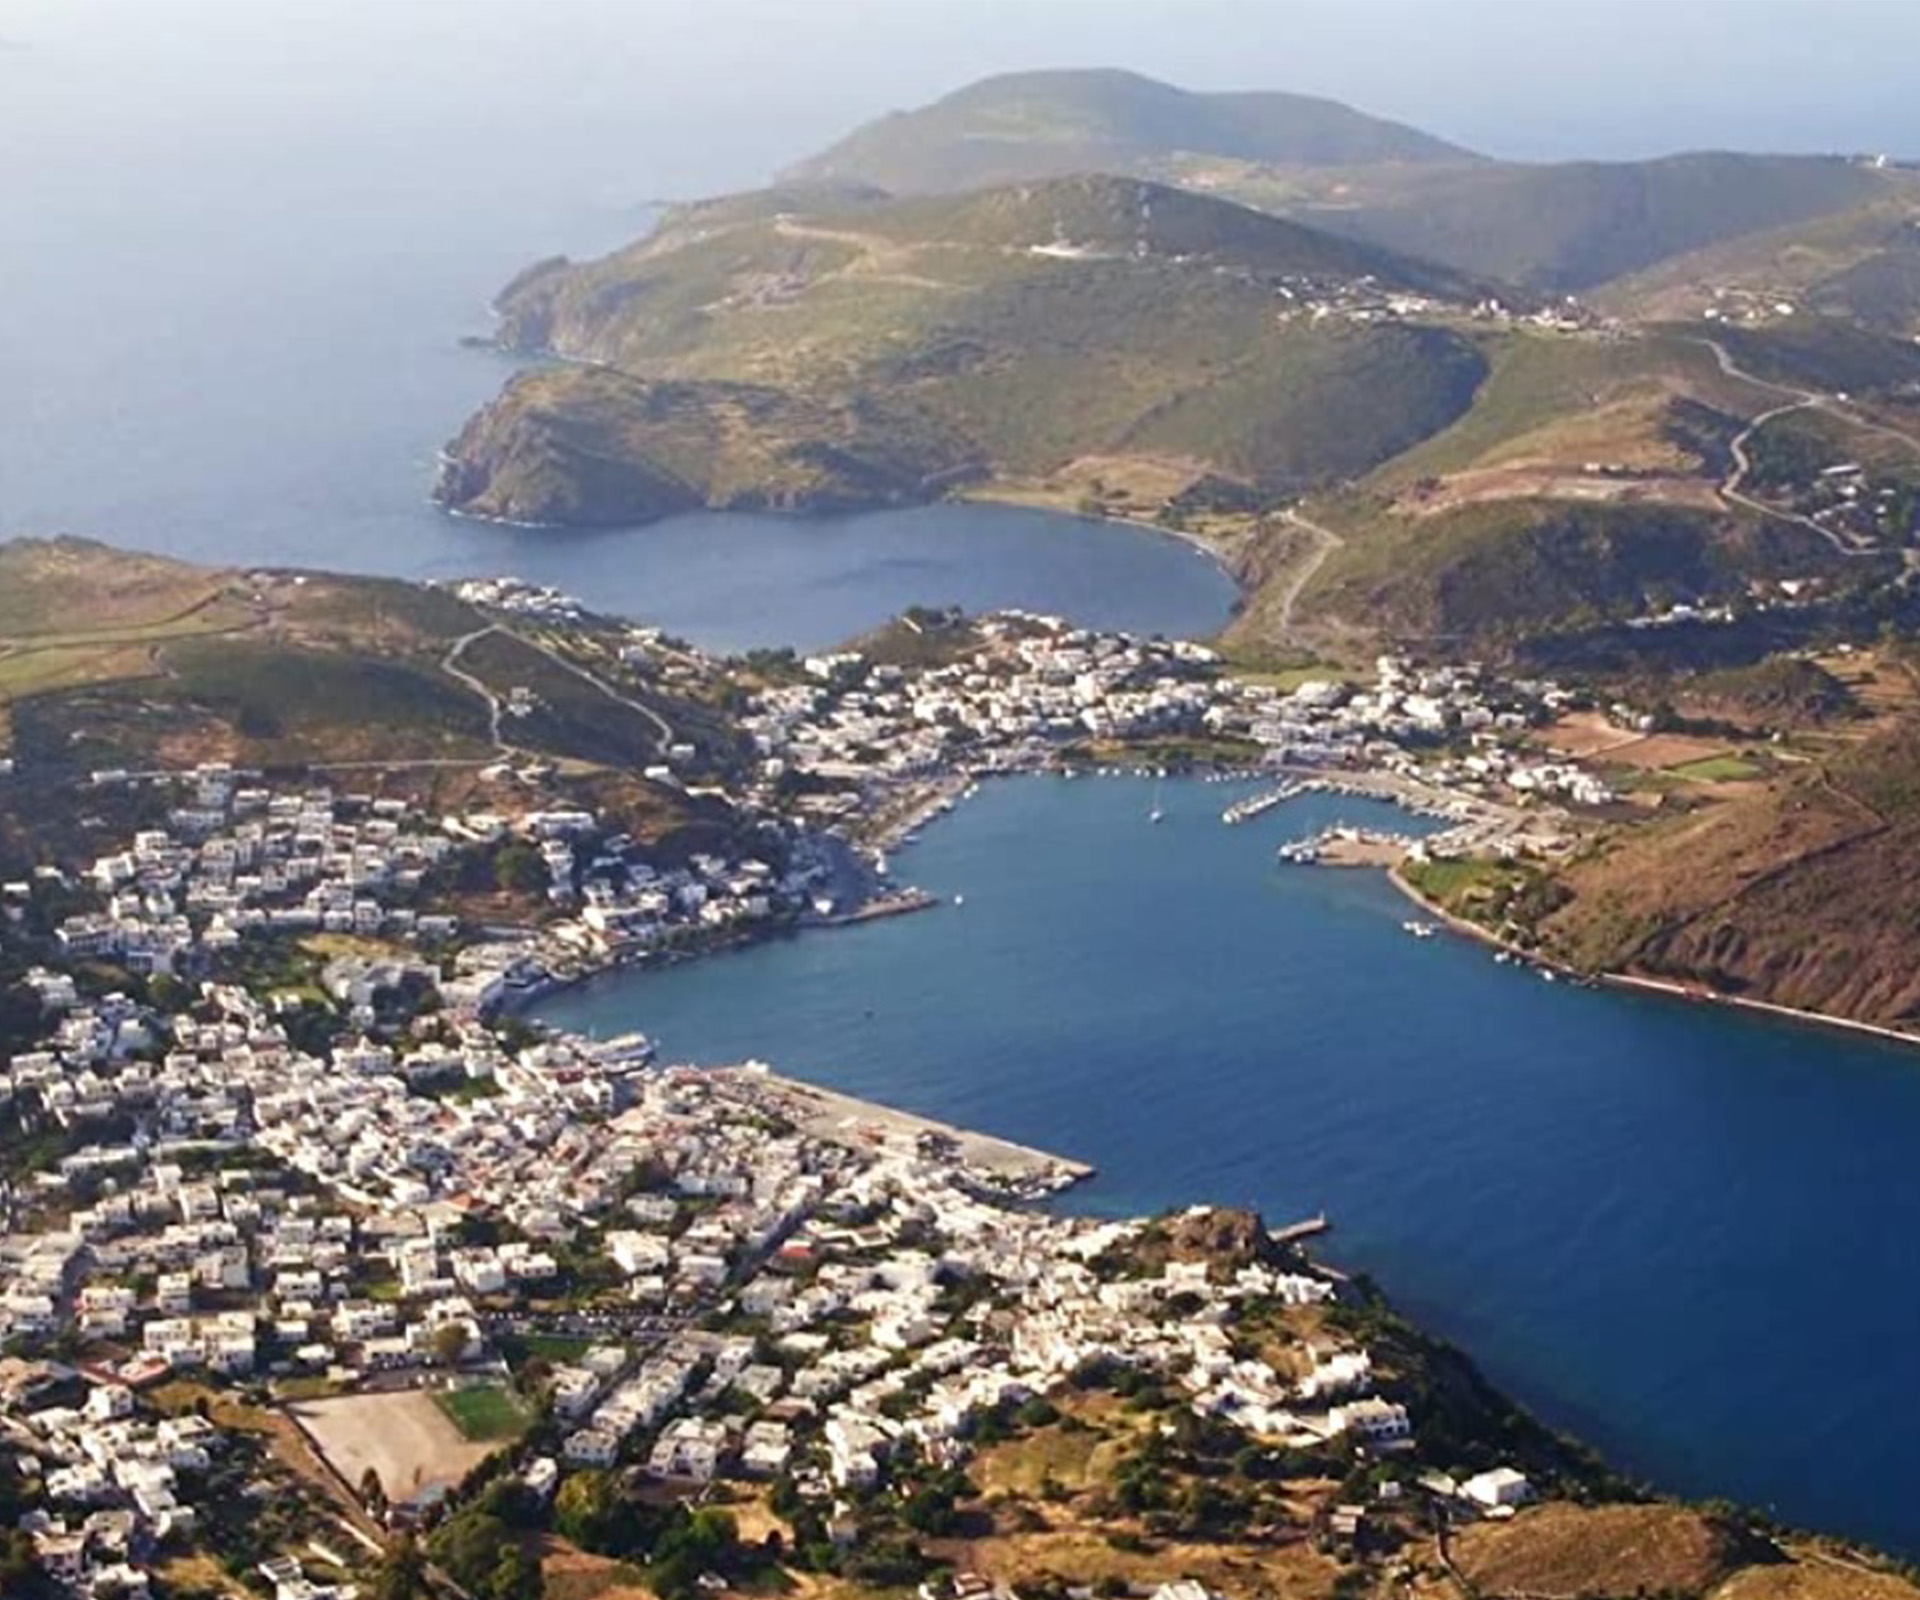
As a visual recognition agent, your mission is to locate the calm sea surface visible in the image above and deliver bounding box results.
[9,12,1920,1559]
[0,27,1232,654]
[539,778,1920,1555]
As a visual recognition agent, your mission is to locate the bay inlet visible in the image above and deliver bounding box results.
[538,775,1920,1556]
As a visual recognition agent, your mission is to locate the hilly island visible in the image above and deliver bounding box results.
[438,70,1920,667]
[427,67,1920,1048]
[26,35,1920,1600]
[13,537,1920,1599]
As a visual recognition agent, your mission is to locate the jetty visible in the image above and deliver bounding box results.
[1222,780,1304,824]
[1272,1212,1331,1245]
[705,1063,1094,1198]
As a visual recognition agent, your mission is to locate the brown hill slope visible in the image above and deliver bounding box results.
[1542,667,1920,1029]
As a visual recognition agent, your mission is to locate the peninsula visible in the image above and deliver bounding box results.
[437,69,1920,670]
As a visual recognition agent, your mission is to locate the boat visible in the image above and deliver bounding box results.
[953,893,965,907]
[1401,920,1438,940]
[1149,772,1165,824]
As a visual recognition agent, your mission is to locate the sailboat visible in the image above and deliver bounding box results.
[1148,771,1165,824]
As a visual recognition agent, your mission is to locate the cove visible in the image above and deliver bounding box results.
[0,43,1233,654]
[537,775,1920,1557]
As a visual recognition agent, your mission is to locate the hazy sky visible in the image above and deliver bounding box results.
[6,0,1920,197]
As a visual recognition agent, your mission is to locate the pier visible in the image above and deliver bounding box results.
[705,1063,1095,1197]
[1222,780,1305,824]
[1272,1212,1331,1245]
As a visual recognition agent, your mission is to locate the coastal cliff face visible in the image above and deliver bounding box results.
[434,367,967,526]
[434,175,1489,532]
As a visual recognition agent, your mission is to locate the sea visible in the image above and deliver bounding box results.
[540,778,1920,1555]
[8,10,1920,1560]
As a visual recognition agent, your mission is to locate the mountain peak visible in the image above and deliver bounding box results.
[781,67,1479,195]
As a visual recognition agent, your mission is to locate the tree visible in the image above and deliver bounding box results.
[369,1537,426,1600]
[493,843,547,895]
[432,1322,471,1367]
[553,1468,620,1552]
[901,1483,959,1536]
[360,1465,389,1518]
[487,1542,542,1600]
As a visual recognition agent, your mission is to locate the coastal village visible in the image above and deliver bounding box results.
[0,580,1851,1600]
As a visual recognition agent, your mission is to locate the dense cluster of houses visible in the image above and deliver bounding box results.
[0,913,1540,1600]
[0,605,1609,1598]
[1,1363,226,1600]
[50,777,459,980]
[734,617,1597,827]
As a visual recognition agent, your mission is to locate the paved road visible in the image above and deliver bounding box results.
[440,622,674,757]
[514,628,675,751]
[1692,335,1920,560]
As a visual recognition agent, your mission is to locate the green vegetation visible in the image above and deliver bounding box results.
[165,637,491,758]
[427,1480,545,1600]
[1303,152,1892,291]
[779,67,1474,194]
[1305,498,1831,642]
[436,369,961,527]
[433,1386,531,1443]
[500,1332,591,1367]
[552,1472,770,1600]
[1678,656,1861,730]
[1705,317,1920,396]
[1360,329,1748,489]
[1667,754,1764,782]
[1401,857,1568,938]
[441,174,1489,528]
[785,73,1905,292]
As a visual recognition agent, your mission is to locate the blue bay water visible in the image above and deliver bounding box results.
[539,776,1920,1555]
[0,27,1233,655]
[11,5,1920,1561]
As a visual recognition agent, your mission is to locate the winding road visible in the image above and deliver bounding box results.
[1690,335,1920,559]
[1272,508,1347,636]
[441,621,676,760]
[440,625,514,753]
[516,627,677,750]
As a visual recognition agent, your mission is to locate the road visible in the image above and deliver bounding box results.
[1272,508,1347,636]
[1692,335,1920,560]
[440,622,675,757]
[440,625,514,754]
[514,627,676,752]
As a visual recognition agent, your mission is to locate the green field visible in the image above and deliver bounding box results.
[433,1385,530,1442]
[1668,754,1764,783]
[504,1333,592,1366]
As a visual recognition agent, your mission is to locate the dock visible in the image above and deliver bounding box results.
[1222,780,1304,825]
[704,1063,1095,1197]
[1271,1212,1331,1245]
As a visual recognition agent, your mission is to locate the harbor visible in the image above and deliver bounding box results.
[703,1062,1096,1199]
[533,767,1920,1553]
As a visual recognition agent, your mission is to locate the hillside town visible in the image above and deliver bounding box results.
[0,931,1545,1600]
[0,596,1662,1600]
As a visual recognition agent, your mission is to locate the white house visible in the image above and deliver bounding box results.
[1461,1466,1533,1510]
